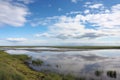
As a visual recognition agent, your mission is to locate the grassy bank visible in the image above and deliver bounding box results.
[0,50,76,80]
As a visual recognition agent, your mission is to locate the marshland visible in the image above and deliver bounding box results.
[0,46,120,80]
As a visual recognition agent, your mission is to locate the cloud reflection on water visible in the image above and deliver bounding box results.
[6,48,120,79]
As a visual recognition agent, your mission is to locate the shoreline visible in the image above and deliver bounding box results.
[0,50,78,80]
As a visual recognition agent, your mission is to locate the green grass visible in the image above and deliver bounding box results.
[0,50,77,80]
[32,59,43,66]
[0,62,27,80]
[0,51,44,80]
[11,54,31,61]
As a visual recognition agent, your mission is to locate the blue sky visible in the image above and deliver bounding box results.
[0,0,120,46]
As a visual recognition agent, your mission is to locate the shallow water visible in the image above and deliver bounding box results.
[5,47,120,80]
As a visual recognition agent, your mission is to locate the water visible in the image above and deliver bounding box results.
[5,47,120,80]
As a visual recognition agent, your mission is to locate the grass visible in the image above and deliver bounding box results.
[0,51,44,80]
[0,62,27,80]
[107,70,117,78]
[11,54,31,61]
[32,59,43,66]
[0,50,76,80]
[95,70,103,77]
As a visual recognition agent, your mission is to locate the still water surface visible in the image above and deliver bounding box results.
[5,47,120,80]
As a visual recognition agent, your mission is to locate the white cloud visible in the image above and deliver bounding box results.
[17,0,34,4]
[84,10,90,14]
[66,11,82,15]
[88,3,103,9]
[71,0,82,3]
[34,3,120,41]
[0,0,29,27]
[6,38,27,42]
[35,15,108,39]
[71,0,77,3]
[0,39,54,46]
[31,16,60,27]
[35,33,51,37]
[85,4,120,28]
[85,2,91,5]
[112,4,120,12]
[58,8,63,11]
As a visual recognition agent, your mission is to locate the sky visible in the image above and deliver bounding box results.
[0,0,120,46]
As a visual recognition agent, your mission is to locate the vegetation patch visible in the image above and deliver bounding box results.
[107,70,117,78]
[95,70,103,77]
[32,59,43,66]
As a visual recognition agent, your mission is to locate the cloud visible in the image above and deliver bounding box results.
[85,2,91,5]
[6,38,27,42]
[0,0,29,27]
[88,3,104,9]
[84,2,104,9]
[58,8,63,12]
[17,0,34,4]
[35,33,51,38]
[85,4,120,28]
[71,0,82,3]
[79,33,108,39]
[34,3,120,41]
[84,10,90,14]
[31,16,60,27]
[71,0,77,3]
[66,11,82,15]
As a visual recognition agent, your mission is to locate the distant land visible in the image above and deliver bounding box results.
[0,46,120,49]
